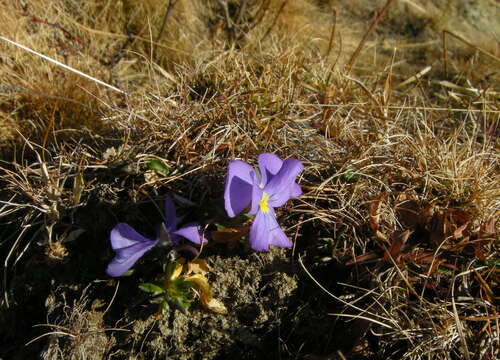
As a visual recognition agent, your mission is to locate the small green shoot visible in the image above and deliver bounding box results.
[146,159,170,176]
[139,259,226,316]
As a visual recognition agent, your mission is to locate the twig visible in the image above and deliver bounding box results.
[0,36,127,95]
[344,0,397,75]
[236,0,249,26]
[442,30,500,65]
[324,9,337,59]
[22,13,85,45]
[442,30,448,77]
[395,66,432,89]
[103,280,120,316]
[260,0,289,43]
[156,0,179,43]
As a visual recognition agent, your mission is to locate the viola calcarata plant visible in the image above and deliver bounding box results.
[106,196,225,314]
[139,258,226,315]
[106,153,302,317]
[106,196,203,277]
[224,153,304,251]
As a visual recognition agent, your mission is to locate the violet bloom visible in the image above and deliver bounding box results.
[224,153,303,251]
[106,196,202,277]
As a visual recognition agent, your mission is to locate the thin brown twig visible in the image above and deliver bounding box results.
[442,30,448,77]
[344,0,397,75]
[22,12,85,45]
[260,0,289,43]
[236,0,249,25]
[324,9,337,59]
[156,0,180,43]
[442,30,500,64]
[249,0,271,32]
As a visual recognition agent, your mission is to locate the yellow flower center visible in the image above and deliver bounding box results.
[259,192,270,213]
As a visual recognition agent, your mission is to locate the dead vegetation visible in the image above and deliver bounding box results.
[0,0,499,359]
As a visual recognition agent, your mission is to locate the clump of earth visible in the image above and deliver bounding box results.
[38,249,327,359]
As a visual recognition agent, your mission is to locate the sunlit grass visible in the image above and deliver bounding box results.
[0,0,498,359]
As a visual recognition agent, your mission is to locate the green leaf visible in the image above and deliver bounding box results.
[340,166,360,182]
[215,223,227,231]
[121,269,134,277]
[146,159,169,176]
[161,300,170,316]
[139,282,166,296]
[484,258,500,267]
[170,296,192,314]
[169,277,194,296]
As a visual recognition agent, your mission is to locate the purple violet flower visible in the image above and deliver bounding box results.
[106,223,158,277]
[106,196,203,277]
[224,153,303,251]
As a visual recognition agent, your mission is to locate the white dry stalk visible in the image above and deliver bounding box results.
[0,36,127,95]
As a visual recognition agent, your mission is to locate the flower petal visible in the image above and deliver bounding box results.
[269,225,292,248]
[258,153,283,186]
[249,209,290,251]
[265,158,304,208]
[290,183,302,198]
[110,223,152,250]
[107,240,157,277]
[249,210,273,251]
[172,223,205,244]
[249,184,264,215]
[163,196,177,232]
[107,223,158,277]
[224,160,255,217]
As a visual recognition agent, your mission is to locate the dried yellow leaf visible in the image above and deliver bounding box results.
[184,274,226,314]
[184,274,211,297]
[205,298,227,314]
[185,259,210,275]
[170,263,183,281]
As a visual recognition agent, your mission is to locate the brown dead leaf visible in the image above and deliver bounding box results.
[403,251,435,264]
[211,226,249,248]
[345,252,380,266]
[480,215,498,237]
[442,236,472,253]
[384,230,411,263]
[428,210,444,244]
[474,241,487,261]
[370,193,390,245]
[369,193,386,231]
[471,214,498,261]
[428,257,445,276]
[375,229,389,243]
[474,272,494,303]
[453,222,469,239]
[395,192,424,229]
[449,209,472,238]
[429,208,472,245]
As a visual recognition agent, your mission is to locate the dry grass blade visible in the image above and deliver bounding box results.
[0,36,126,95]
[298,256,396,329]
[344,0,397,75]
[395,66,432,89]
